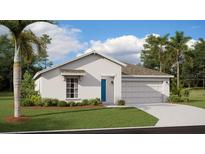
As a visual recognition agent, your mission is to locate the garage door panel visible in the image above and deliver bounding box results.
[122,97,162,104]
[122,80,163,104]
[122,88,161,93]
[122,92,162,97]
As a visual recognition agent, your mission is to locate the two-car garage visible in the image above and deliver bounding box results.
[121,77,170,104]
[121,64,173,105]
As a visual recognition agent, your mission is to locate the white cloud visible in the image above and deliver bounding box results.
[187,39,197,49]
[0,23,198,65]
[81,35,145,64]
[26,22,86,61]
[0,25,10,35]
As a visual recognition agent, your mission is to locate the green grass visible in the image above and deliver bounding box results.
[184,88,205,109]
[0,92,158,132]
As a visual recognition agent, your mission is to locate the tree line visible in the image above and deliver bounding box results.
[0,31,52,91]
[141,31,205,90]
[0,20,204,118]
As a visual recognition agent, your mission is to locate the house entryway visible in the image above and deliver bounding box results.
[101,79,106,102]
[101,76,114,104]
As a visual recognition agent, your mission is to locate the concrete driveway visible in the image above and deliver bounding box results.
[129,103,205,127]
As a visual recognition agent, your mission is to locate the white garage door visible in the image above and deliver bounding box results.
[122,80,163,104]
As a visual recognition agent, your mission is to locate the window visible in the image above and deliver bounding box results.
[66,78,78,98]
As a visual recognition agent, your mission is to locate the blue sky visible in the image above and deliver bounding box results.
[59,20,205,41]
[1,20,205,65]
[56,20,205,64]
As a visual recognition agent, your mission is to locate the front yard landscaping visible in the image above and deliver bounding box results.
[0,92,158,132]
[183,88,205,109]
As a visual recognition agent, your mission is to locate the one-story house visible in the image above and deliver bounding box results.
[34,51,173,105]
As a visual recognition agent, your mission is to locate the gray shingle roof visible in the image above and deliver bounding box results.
[122,63,172,76]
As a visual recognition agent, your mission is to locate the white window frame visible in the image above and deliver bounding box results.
[66,77,78,99]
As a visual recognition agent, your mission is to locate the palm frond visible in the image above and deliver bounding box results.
[0,20,54,39]
[19,30,49,62]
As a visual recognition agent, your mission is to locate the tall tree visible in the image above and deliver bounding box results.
[182,38,205,81]
[169,31,191,89]
[0,34,52,90]
[0,20,53,118]
[0,35,14,90]
[141,34,169,72]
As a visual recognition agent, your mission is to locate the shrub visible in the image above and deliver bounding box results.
[51,99,59,106]
[36,100,44,107]
[57,101,67,107]
[76,102,83,106]
[117,99,125,105]
[167,95,190,103]
[21,71,39,99]
[89,98,101,105]
[30,95,41,106]
[82,99,89,105]
[21,98,35,106]
[183,89,190,97]
[95,98,102,105]
[43,98,59,106]
[170,78,184,97]
[68,101,76,107]
[43,98,52,106]
[96,98,101,102]
[183,97,190,102]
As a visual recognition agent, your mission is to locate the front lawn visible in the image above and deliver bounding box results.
[184,88,205,109]
[0,92,158,132]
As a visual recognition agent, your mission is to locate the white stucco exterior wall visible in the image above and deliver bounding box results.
[162,78,170,102]
[35,54,122,103]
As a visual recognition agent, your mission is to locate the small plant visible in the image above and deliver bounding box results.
[30,95,41,106]
[76,102,83,106]
[21,98,35,106]
[51,99,59,106]
[43,98,55,106]
[183,89,190,97]
[21,71,39,99]
[167,95,189,103]
[117,100,125,105]
[57,101,67,107]
[82,99,89,105]
[89,98,101,105]
[68,101,76,107]
[95,98,102,105]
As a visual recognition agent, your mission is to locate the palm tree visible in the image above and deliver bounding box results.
[0,20,53,118]
[156,34,169,72]
[142,34,169,72]
[169,31,191,89]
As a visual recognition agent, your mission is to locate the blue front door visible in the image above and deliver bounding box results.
[101,79,106,102]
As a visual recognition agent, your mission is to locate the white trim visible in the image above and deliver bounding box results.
[33,50,126,79]
[66,77,79,99]
[101,73,116,77]
[122,75,174,78]
[61,72,86,76]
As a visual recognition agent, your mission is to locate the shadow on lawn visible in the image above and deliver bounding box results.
[26,108,111,117]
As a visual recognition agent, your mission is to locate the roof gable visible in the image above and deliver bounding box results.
[34,51,126,79]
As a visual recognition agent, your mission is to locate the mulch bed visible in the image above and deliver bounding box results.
[22,105,106,110]
[5,116,30,123]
